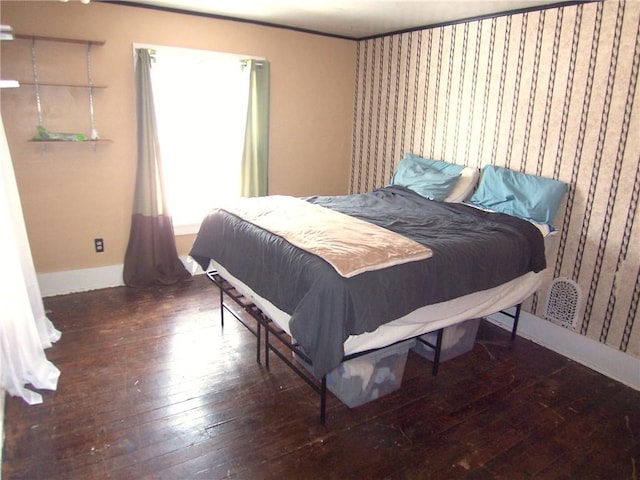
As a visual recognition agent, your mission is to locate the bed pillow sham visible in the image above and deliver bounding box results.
[391,154,479,202]
[391,155,460,201]
[468,165,568,224]
[448,165,481,202]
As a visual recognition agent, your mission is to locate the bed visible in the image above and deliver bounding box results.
[189,157,567,422]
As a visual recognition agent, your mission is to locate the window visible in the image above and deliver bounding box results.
[146,46,252,233]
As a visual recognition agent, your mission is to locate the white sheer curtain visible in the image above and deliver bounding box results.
[0,116,60,405]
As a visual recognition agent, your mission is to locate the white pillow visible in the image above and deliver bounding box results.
[445,166,480,203]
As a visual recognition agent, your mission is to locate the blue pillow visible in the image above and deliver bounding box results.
[391,154,462,201]
[468,165,568,224]
[396,154,467,176]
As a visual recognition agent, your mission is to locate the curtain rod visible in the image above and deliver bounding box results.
[132,42,265,62]
[241,59,265,68]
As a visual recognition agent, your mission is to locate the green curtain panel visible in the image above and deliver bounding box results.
[123,49,191,287]
[240,59,270,197]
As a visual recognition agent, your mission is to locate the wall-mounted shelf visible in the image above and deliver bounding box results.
[1,25,19,88]
[18,80,107,88]
[28,139,113,144]
[29,139,113,152]
[14,33,105,47]
[0,80,20,88]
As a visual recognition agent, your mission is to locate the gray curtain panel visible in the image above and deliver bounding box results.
[123,49,190,287]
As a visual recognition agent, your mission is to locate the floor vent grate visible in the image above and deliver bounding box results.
[544,277,582,328]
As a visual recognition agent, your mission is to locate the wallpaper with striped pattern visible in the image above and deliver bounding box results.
[350,0,640,358]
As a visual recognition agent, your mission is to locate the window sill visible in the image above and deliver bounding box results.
[173,223,200,236]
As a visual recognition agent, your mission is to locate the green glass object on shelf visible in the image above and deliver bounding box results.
[34,126,86,142]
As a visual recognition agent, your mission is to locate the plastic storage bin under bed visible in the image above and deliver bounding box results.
[411,318,481,363]
[295,339,415,408]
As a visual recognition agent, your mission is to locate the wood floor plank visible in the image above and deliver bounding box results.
[3,275,639,479]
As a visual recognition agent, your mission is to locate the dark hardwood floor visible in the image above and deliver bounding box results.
[3,274,639,479]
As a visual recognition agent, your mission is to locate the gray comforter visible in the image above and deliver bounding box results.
[190,186,545,378]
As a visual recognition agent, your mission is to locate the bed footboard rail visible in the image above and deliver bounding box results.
[205,269,445,425]
[206,270,266,364]
[206,269,331,422]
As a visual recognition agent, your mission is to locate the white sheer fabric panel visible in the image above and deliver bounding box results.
[0,116,60,405]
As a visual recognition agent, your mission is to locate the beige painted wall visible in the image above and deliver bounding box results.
[0,1,356,273]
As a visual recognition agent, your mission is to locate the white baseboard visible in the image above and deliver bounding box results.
[487,309,640,391]
[38,264,125,297]
[35,263,639,392]
[37,256,204,297]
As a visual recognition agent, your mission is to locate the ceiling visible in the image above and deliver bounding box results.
[117,0,580,39]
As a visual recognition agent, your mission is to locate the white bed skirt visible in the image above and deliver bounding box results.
[208,259,543,357]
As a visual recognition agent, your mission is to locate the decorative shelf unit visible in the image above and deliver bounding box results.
[13,33,111,147]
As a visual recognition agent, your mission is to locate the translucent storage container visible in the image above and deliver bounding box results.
[411,318,481,363]
[295,339,415,408]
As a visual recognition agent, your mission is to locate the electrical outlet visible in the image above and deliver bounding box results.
[94,238,104,253]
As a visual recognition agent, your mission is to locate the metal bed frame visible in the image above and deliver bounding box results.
[206,270,521,424]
